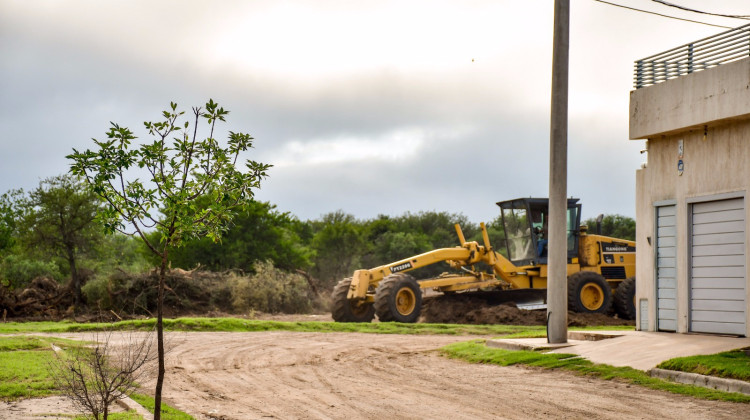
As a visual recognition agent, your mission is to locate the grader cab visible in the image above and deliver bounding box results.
[331,198,636,323]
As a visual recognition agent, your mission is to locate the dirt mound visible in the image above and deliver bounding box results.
[421,294,634,327]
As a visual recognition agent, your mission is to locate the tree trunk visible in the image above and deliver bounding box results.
[154,251,168,420]
[66,246,82,308]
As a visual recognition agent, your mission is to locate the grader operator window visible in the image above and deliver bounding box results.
[566,205,580,253]
[501,206,535,263]
[498,197,581,265]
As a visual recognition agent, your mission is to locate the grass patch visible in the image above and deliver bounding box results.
[0,347,58,401]
[130,393,194,420]
[441,340,750,403]
[0,317,634,337]
[0,335,87,401]
[658,349,750,382]
[0,335,84,352]
[0,336,61,351]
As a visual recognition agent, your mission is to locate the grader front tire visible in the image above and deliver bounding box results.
[331,278,375,323]
[567,271,613,314]
[374,273,422,323]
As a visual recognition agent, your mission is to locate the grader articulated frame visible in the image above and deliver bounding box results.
[331,198,636,323]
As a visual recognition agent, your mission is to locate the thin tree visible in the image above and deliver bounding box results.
[68,99,270,419]
[49,329,156,420]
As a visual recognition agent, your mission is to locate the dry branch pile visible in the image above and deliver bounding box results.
[84,264,317,318]
[89,268,234,317]
[0,276,73,318]
[1,264,321,320]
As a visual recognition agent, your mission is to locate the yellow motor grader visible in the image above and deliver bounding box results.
[331,198,636,323]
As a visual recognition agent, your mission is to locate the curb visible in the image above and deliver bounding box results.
[486,339,573,352]
[649,368,750,395]
[487,331,623,352]
[566,331,623,341]
[116,396,154,420]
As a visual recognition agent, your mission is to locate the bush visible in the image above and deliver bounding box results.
[0,255,62,289]
[230,261,312,314]
[85,234,151,277]
[81,276,112,310]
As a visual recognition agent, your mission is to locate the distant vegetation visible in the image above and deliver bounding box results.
[582,214,635,241]
[0,174,635,318]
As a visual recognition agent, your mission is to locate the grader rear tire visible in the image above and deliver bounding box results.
[331,278,375,323]
[374,273,422,323]
[567,271,613,314]
[614,277,636,320]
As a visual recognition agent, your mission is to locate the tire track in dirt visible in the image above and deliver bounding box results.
[85,331,748,419]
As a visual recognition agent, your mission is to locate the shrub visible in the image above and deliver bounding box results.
[230,261,312,314]
[81,275,112,310]
[0,255,62,289]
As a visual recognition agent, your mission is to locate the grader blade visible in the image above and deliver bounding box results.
[460,289,547,310]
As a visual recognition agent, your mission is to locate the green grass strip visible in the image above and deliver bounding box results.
[130,393,195,420]
[0,317,633,336]
[0,335,84,352]
[658,349,750,382]
[0,318,539,336]
[440,340,750,403]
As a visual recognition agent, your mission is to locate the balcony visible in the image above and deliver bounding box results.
[633,23,750,89]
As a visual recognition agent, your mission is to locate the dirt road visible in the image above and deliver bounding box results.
[97,331,744,420]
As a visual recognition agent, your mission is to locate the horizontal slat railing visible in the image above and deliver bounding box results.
[634,23,750,89]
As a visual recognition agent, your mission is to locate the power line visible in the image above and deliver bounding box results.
[593,0,733,29]
[651,0,750,20]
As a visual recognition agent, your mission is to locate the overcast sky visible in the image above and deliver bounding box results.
[1,0,748,223]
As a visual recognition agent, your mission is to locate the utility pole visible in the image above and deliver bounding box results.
[547,0,570,344]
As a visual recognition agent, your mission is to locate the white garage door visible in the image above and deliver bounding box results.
[690,198,746,336]
[656,205,677,332]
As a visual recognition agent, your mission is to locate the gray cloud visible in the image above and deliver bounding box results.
[0,0,736,223]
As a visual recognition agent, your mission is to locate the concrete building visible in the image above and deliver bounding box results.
[630,25,750,336]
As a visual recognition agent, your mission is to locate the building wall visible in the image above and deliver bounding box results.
[635,123,750,333]
[631,58,750,335]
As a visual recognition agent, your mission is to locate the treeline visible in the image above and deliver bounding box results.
[165,207,507,290]
[0,174,634,317]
